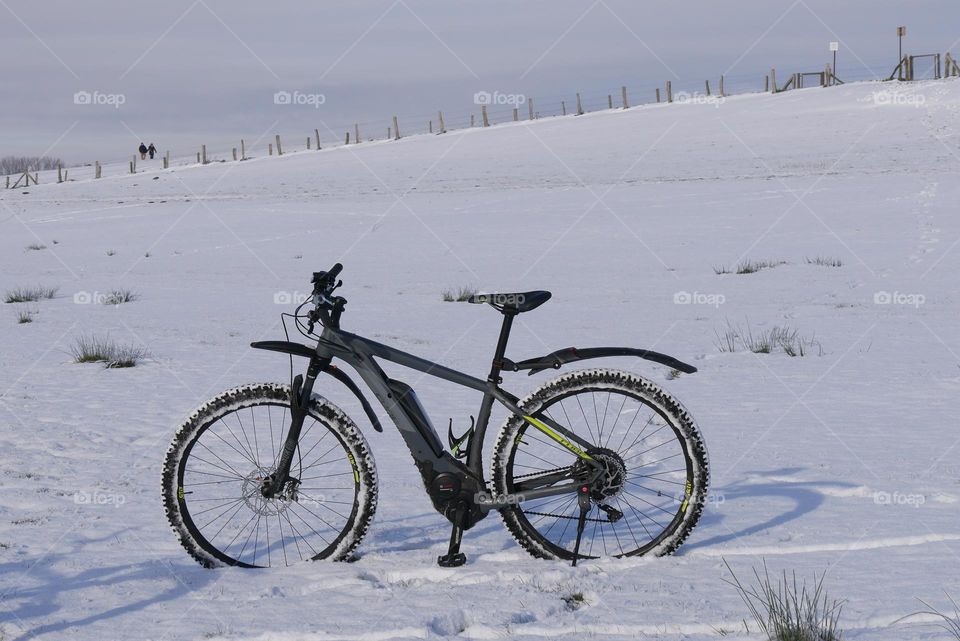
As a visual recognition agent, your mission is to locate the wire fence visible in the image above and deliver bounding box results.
[5,50,959,188]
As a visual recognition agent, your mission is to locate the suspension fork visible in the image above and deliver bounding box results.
[261,356,330,498]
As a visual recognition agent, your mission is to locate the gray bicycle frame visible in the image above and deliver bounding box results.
[311,322,601,510]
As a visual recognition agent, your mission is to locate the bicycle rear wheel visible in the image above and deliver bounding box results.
[162,383,377,567]
[492,369,708,561]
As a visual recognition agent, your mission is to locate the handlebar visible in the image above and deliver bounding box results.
[311,262,343,295]
[307,263,346,332]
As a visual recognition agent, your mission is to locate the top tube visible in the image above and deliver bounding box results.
[322,329,489,394]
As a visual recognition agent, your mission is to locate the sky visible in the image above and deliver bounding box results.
[0,0,957,164]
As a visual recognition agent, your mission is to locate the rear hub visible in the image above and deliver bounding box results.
[581,448,627,500]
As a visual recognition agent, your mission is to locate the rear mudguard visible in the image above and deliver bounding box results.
[505,346,697,375]
[250,340,383,432]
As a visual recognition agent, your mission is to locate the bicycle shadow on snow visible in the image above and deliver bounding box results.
[0,528,219,641]
[679,467,860,552]
[366,510,508,554]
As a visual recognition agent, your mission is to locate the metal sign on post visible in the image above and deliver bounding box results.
[830,42,839,79]
[829,41,839,52]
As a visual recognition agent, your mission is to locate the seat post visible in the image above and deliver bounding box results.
[488,312,516,382]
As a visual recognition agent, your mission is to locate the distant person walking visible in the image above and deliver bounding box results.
[147,143,157,160]
[138,143,148,160]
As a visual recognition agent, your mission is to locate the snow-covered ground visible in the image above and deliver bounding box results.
[2,79,960,640]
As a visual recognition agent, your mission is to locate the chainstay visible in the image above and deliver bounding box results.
[522,510,608,523]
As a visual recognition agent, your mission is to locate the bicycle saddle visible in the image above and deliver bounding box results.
[468,290,551,314]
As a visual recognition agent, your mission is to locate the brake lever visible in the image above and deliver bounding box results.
[306,309,320,334]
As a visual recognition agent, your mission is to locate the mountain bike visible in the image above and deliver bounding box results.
[163,264,709,568]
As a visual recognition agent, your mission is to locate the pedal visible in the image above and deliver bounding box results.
[437,552,467,567]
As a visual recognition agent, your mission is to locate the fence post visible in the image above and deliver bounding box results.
[576,92,584,115]
[705,79,711,96]
[306,137,311,150]
[470,114,475,127]
[438,110,446,133]
[561,100,567,115]
[57,164,63,183]
[132,155,137,171]
[314,129,321,150]
[344,132,349,145]
[268,143,273,156]
[666,81,673,103]
[4,175,8,188]
[607,94,613,109]
[512,107,519,121]
[429,120,433,133]
[621,85,628,108]
[481,105,489,126]
[354,124,360,144]
[393,115,401,140]
[202,144,207,164]
[95,161,102,178]
[64,170,68,181]
[528,99,534,120]
[770,68,777,92]
[656,88,660,103]
[163,151,169,169]
[241,139,246,160]
[275,134,283,155]
[130,160,135,174]
[719,75,725,97]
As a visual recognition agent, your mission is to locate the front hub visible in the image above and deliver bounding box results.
[249,469,298,513]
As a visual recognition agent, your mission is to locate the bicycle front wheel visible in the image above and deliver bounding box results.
[492,369,708,561]
[162,383,377,568]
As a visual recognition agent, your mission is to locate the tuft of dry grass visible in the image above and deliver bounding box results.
[5,286,58,303]
[70,335,148,368]
[441,285,478,302]
[723,559,844,641]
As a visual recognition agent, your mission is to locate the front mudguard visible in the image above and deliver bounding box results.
[250,340,383,432]
[504,346,697,375]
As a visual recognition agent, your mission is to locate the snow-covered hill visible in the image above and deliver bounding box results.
[2,79,960,640]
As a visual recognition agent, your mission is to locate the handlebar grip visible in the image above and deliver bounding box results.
[328,263,343,279]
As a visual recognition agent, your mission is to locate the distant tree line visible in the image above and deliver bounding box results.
[1,156,63,174]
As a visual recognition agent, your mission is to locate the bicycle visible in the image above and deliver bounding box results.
[163,264,709,568]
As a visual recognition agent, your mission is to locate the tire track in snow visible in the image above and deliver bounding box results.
[688,532,960,557]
